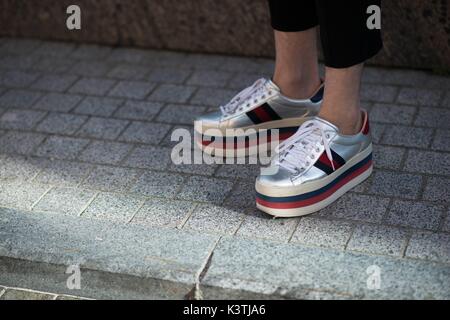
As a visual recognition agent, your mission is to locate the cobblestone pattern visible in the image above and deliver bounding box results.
[0,38,449,283]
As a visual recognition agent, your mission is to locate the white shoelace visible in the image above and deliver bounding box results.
[220,78,272,117]
[275,120,335,175]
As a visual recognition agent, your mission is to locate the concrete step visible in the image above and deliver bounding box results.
[1,207,449,299]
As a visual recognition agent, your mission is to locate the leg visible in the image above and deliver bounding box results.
[316,0,383,135]
[319,64,363,135]
[273,29,321,99]
[268,0,321,99]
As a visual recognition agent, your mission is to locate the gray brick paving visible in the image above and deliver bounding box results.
[414,107,450,128]
[81,166,141,192]
[187,70,233,88]
[30,74,78,92]
[146,67,192,84]
[202,236,450,299]
[69,77,117,96]
[1,40,449,299]
[34,136,90,160]
[148,84,196,103]
[68,60,114,77]
[368,171,423,199]
[223,181,255,209]
[31,57,76,74]
[346,224,408,257]
[0,70,40,88]
[0,155,44,182]
[79,141,133,165]
[118,121,171,145]
[177,176,234,204]
[385,200,444,231]
[107,64,151,80]
[0,288,55,300]
[190,87,236,106]
[108,80,155,99]
[82,192,144,222]
[0,182,49,210]
[76,117,129,140]
[0,207,219,298]
[123,145,171,170]
[0,55,40,71]
[0,89,42,109]
[381,125,434,149]
[397,88,443,107]
[156,104,207,125]
[184,203,245,235]
[36,112,88,135]
[236,208,298,242]
[405,232,450,263]
[0,109,46,130]
[291,217,353,249]
[129,170,185,198]
[113,100,163,121]
[444,210,450,233]
[33,160,93,187]
[432,129,450,152]
[369,103,416,125]
[0,131,46,155]
[131,198,195,228]
[405,150,450,176]
[372,145,405,170]
[442,91,450,108]
[33,187,96,216]
[72,96,123,117]
[317,193,389,223]
[361,84,398,103]
[422,177,450,204]
[33,92,83,112]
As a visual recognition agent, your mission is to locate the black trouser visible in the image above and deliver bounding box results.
[268,0,383,68]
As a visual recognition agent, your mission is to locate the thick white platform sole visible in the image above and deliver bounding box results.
[256,144,373,218]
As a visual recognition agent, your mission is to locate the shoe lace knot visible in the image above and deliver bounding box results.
[275,120,335,175]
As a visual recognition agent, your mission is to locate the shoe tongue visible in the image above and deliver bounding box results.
[312,116,339,133]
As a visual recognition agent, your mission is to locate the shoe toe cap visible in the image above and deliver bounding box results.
[194,111,223,132]
[257,167,294,190]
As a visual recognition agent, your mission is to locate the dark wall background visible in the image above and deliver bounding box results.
[0,0,449,70]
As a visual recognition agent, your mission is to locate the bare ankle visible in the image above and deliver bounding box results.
[273,76,321,100]
[319,108,361,135]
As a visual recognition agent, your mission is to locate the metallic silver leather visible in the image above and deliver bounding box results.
[257,115,372,188]
[194,79,322,132]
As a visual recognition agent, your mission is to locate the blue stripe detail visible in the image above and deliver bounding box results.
[257,153,372,203]
[310,85,324,103]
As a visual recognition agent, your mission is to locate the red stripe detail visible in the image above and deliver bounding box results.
[317,152,343,170]
[256,159,372,209]
[252,106,272,123]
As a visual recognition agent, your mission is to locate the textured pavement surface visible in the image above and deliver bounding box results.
[0,38,449,300]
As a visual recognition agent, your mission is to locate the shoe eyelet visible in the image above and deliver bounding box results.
[310,155,314,159]
[316,148,320,152]
[326,134,330,139]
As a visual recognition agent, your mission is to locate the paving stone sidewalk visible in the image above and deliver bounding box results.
[0,38,449,300]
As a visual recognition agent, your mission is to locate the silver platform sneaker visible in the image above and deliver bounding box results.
[256,111,373,217]
[194,78,324,157]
